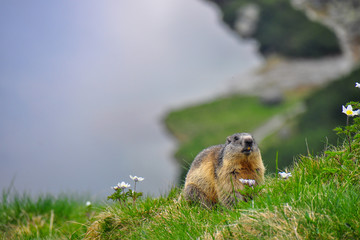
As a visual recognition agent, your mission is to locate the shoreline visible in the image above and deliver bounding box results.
[227,54,354,97]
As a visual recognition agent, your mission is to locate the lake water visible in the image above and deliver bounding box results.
[0,0,261,199]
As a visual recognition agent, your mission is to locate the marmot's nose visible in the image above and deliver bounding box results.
[244,138,253,147]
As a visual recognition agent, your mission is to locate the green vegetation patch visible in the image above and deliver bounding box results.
[164,95,300,181]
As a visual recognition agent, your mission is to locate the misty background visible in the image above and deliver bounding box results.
[0,0,261,197]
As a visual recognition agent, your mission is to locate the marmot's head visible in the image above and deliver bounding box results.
[225,133,259,156]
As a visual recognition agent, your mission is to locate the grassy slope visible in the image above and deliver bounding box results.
[2,137,360,239]
[164,94,301,181]
[85,141,360,239]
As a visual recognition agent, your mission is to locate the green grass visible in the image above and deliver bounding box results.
[2,143,359,239]
[164,94,301,181]
[0,189,101,239]
[84,141,360,239]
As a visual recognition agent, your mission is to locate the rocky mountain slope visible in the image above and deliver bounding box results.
[292,0,360,63]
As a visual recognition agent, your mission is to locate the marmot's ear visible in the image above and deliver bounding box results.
[226,136,232,144]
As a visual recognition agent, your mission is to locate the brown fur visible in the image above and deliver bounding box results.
[183,133,265,208]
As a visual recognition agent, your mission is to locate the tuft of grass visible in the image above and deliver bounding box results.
[0,189,101,239]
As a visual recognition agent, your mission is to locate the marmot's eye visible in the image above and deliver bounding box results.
[234,136,239,141]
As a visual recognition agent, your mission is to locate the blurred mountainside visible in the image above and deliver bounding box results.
[206,0,341,58]
[165,0,360,182]
[291,0,360,62]
[207,0,360,61]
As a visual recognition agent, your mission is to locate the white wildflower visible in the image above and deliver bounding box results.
[248,179,256,187]
[279,172,292,179]
[130,175,144,182]
[86,201,91,207]
[239,178,248,185]
[118,181,131,189]
[239,178,256,187]
[356,82,360,88]
[342,105,360,117]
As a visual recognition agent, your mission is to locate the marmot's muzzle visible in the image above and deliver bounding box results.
[242,138,254,154]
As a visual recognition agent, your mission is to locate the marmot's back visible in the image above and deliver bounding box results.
[183,145,223,206]
[183,133,265,208]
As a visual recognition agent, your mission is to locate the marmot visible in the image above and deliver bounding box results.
[183,133,265,207]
